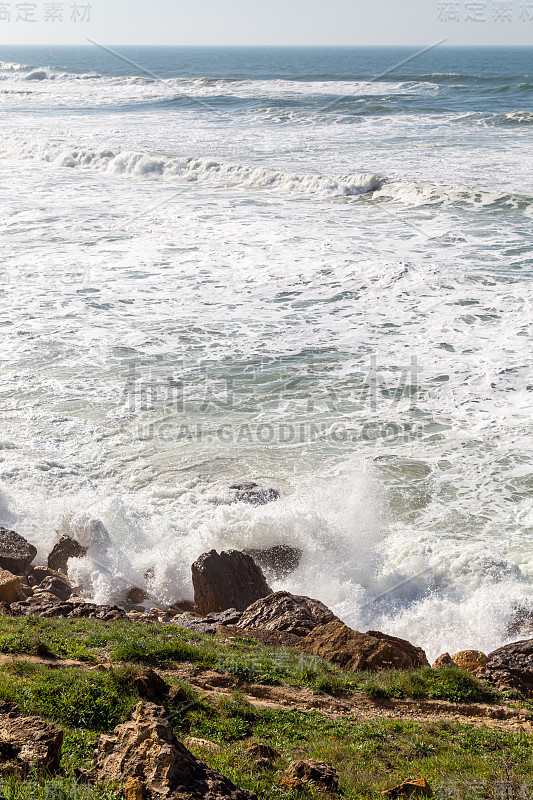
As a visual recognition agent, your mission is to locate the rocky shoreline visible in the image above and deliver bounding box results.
[1,511,533,700]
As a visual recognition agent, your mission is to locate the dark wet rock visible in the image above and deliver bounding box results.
[85,701,256,799]
[38,575,72,601]
[47,536,87,573]
[300,622,429,672]
[125,587,147,608]
[8,597,126,620]
[0,703,63,776]
[480,638,533,697]
[237,591,337,637]
[0,528,37,575]
[175,608,243,635]
[229,483,280,506]
[244,545,302,580]
[192,550,271,616]
[287,759,339,792]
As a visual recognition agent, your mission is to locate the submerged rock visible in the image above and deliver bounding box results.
[300,622,429,672]
[237,591,337,637]
[229,483,280,506]
[192,550,271,616]
[244,545,302,580]
[47,535,87,574]
[0,702,63,776]
[86,701,256,799]
[0,528,37,575]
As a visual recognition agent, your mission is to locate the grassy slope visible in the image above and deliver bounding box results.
[0,616,530,799]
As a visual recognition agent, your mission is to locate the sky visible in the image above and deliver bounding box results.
[1,0,532,46]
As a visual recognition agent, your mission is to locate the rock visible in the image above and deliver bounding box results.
[237,592,337,637]
[175,609,243,635]
[0,704,63,776]
[287,759,339,792]
[183,738,223,754]
[244,546,302,580]
[382,778,433,798]
[300,623,429,672]
[0,569,22,605]
[126,588,147,607]
[480,639,533,697]
[125,777,145,800]
[229,483,280,506]
[432,653,458,669]
[8,597,126,620]
[47,536,87,574]
[31,566,66,583]
[39,575,72,601]
[87,701,256,800]
[245,743,280,771]
[451,650,488,674]
[216,625,302,649]
[0,528,37,575]
[133,669,171,703]
[192,550,272,616]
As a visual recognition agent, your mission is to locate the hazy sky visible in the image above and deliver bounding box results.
[1,0,533,45]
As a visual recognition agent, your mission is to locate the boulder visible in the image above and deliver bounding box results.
[480,639,533,696]
[8,597,126,620]
[451,650,488,674]
[229,483,280,506]
[87,701,256,800]
[39,575,72,601]
[174,609,243,635]
[0,702,63,776]
[237,592,337,637]
[382,778,433,798]
[0,528,37,575]
[47,536,87,574]
[299,623,429,672]
[432,653,458,670]
[0,569,22,605]
[244,546,302,580]
[192,551,271,616]
[31,566,66,583]
[133,669,171,703]
[287,759,339,792]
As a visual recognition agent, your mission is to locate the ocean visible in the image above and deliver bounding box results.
[0,45,532,660]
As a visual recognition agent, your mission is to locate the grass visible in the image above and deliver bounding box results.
[0,614,528,799]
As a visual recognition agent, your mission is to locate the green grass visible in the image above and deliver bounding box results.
[361,666,499,704]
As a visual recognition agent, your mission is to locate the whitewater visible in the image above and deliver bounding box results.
[0,46,532,661]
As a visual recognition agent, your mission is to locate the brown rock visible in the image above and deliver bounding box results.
[287,759,339,792]
[133,669,170,702]
[451,650,488,674]
[127,588,147,607]
[237,592,337,637]
[125,777,145,800]
[382,778,433,798]
[47,536,87,574]
[0,528,37,575]
[0,569,22,605]
[300,622,429,672]
[32,566,66,583]
[432,653,458,669]
[88,701,256,800]
[245,743,280,771]
[244,546,302,580]
[192,550,272,616]
[9,597,126,620]
[0,704,63,776]
[216,625,302,649]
